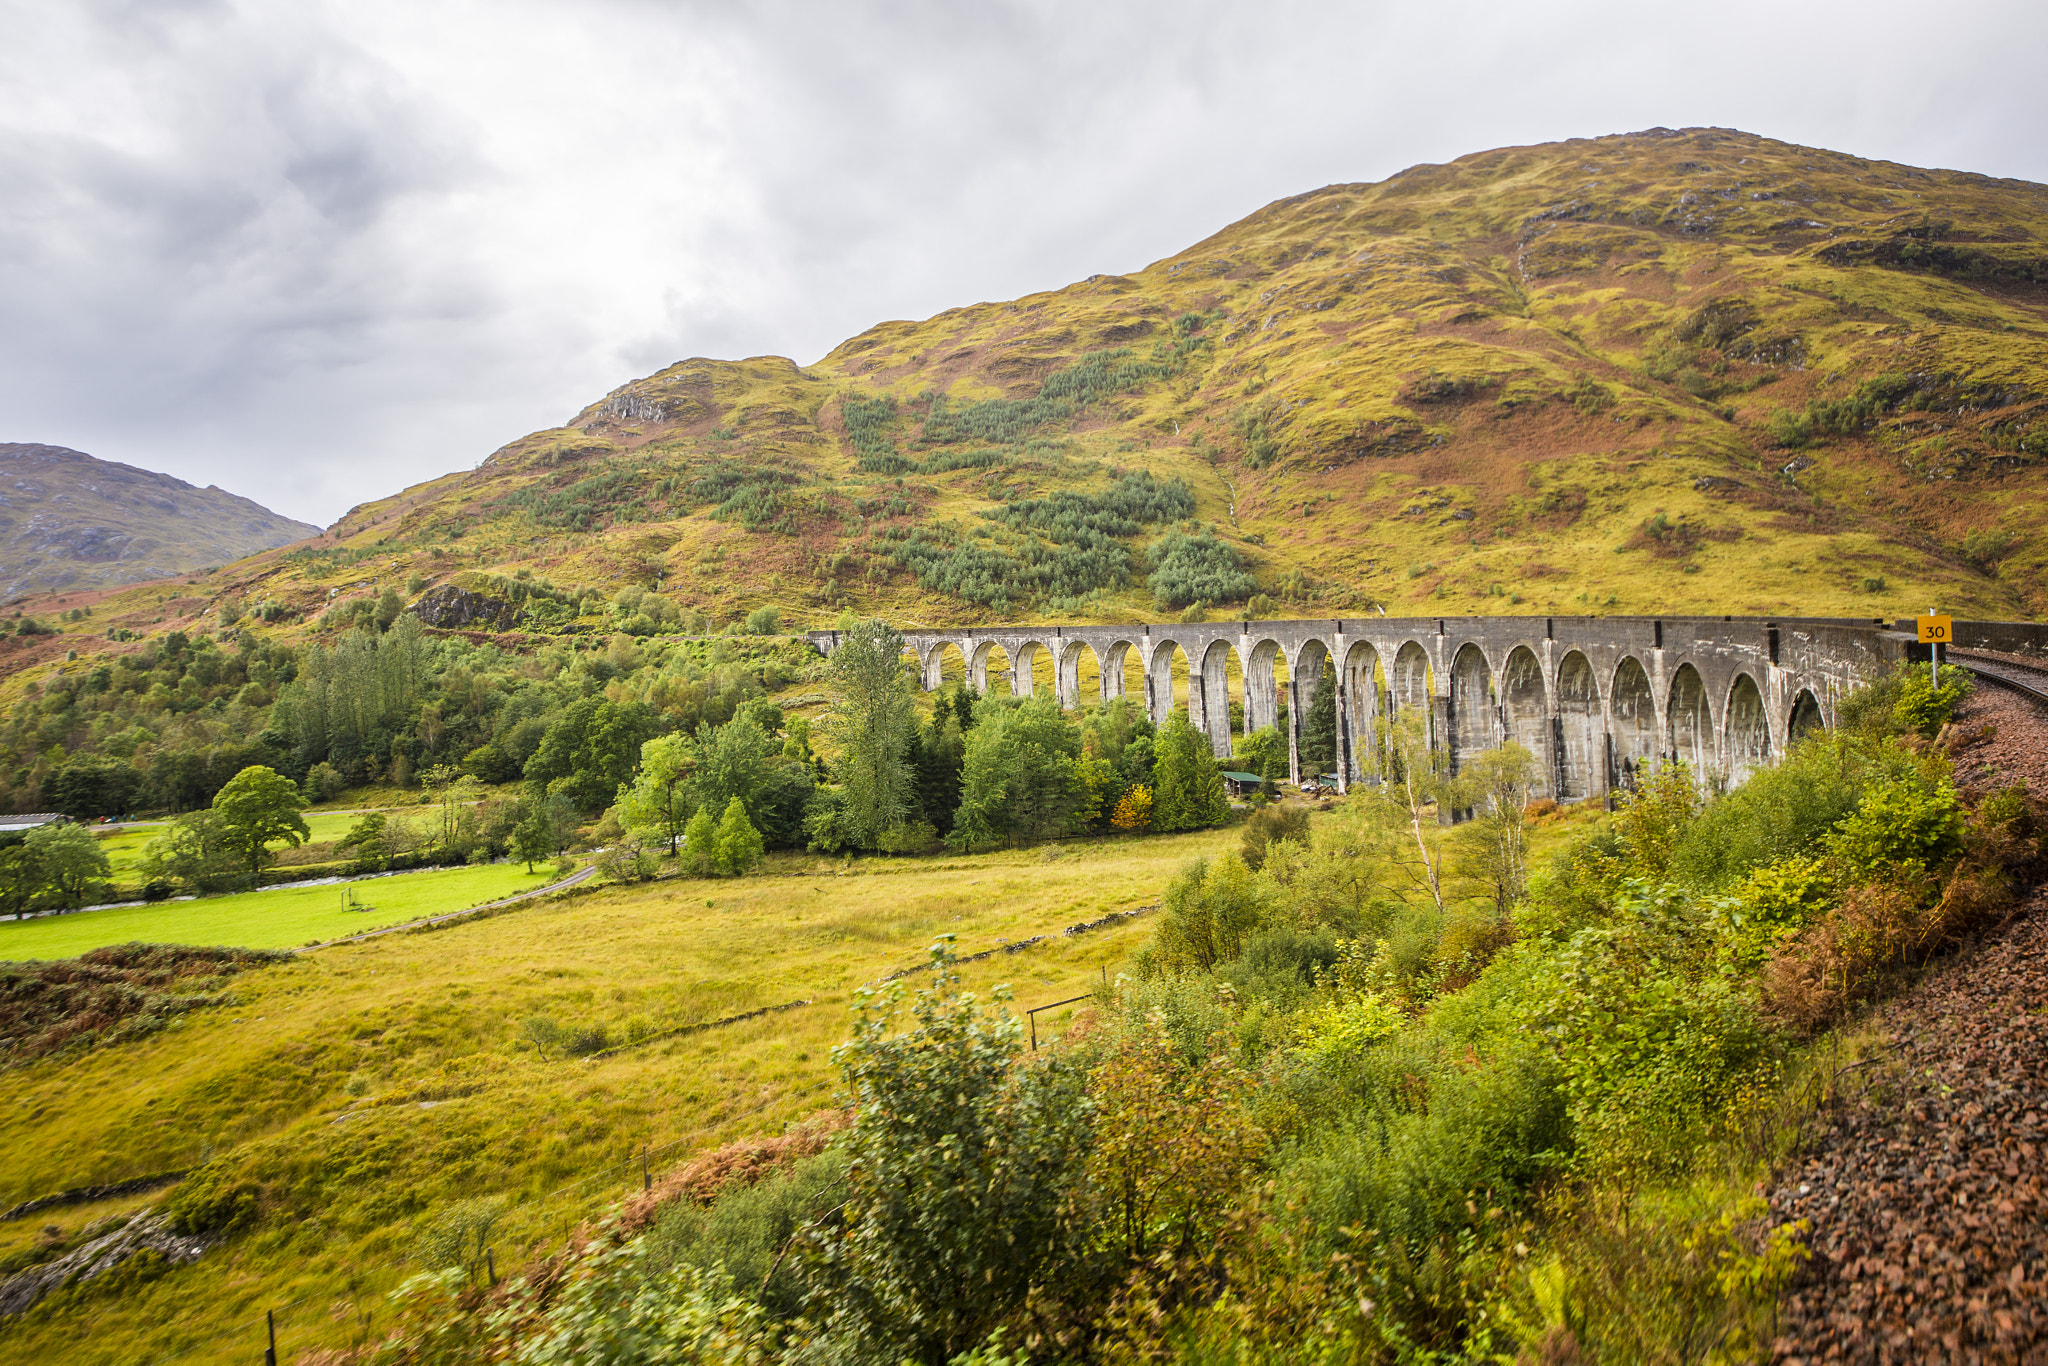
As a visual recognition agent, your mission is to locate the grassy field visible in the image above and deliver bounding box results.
[91,804,488,885]
[0,860,570,960]
[0,824,1240,1365]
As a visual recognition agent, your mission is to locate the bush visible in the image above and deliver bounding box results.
[1668,732,1877,890]
[302,762,346,804]
[801,942,1090,1363]
[1239,803,1309,872]
[1151,854,1274,973]
[415,1197,505,1284]
[1823,770,1965,881]
[743,605,782,635]
[1837,661,1971,739]
[646,1148,848,1317]
[163,1164,261,1236]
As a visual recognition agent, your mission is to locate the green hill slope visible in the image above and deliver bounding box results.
[17,126,2048,670]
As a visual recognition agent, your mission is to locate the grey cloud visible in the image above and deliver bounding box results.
[1,0,2044,525]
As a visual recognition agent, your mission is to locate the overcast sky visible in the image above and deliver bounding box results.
[3,0,2044,527]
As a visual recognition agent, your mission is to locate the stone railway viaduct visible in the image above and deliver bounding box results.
[807,615,1932,802]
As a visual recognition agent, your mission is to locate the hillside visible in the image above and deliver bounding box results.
[0,445,318,602]
[9,126,2048,674]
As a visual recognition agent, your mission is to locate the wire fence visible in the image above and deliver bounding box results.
[138,1077,838,1366]
[119,904,1143,1361]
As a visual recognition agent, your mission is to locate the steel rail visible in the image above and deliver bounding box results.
[1950,648,2048,708]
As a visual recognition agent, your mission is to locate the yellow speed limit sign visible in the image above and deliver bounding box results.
[1918,614,1954,644]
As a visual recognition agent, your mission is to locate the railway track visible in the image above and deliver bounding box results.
[1949,647,2048,708]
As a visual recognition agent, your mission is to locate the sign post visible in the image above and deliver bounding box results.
[1918,611,1953,687]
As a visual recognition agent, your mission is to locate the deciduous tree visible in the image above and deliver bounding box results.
[25,822,112,909]
[712,797,763,876]
[824,620,917,848]
[618,733,695,854]
[211,765,310,878]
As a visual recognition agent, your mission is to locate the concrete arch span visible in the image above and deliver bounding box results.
[1789,689,1824,744]
[1554,650,1601,801]
[921,640,968,691]
[1289,637,1333,783]
[1448,642,1497,773]
[1198,638,1244,755]
[968,640,1007,695]
[1499,646,1550,798]
[1610,655,1658,790]
[1726,673,1770,785]
[1145,638,1191,731]
[1341,641,1382,785]
[1055,639,1100,709]
[1669,662,1713,779]
[1245,638,1284,736]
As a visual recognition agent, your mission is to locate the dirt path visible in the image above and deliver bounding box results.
[1767,687,2048,1365]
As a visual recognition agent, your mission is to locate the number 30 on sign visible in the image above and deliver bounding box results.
[1918,615,1953,644]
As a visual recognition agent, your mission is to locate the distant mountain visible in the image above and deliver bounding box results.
[0,445,319,600]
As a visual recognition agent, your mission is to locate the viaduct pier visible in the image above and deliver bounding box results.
[803,614,2020,802]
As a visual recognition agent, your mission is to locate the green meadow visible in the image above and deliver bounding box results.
[2,860,570,960]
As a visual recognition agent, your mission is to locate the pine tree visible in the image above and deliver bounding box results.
[681,805,717,876]
[915,712,965,836]
[1151,710,1230,833]
[713,797,764,876]
[1299,660,1339,776]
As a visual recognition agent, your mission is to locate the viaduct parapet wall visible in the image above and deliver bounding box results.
[802,614,1996,800]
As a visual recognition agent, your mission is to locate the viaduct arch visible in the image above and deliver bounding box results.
[813,615,1914,801]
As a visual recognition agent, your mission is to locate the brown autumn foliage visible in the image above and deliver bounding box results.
[0,942,290,1066]
[1762,785,2046,1033]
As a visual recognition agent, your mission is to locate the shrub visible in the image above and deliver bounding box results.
[1716,856,1834,966]
[1239,803,1309,871]
[1152,854,1273,973]
[415,1196,505,1284]
[801,942,1090,1364]
[163,1164,261,1236]
[1837,661,1971,739]
[1669,732,1876,890]
[1823,771,1965,881]
[647,1148,849,1318]
[1086,1021,1266,1262]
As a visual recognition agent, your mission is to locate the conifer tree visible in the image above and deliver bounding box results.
[713,797,764,876]
[1299,659,1339,776]
[1150,710,1230,833]
[682,805,717,876]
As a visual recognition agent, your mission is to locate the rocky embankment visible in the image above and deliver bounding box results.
[1769,684,2048,1365]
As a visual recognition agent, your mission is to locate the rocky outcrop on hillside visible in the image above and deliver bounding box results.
[0,1209,210,1316]
[0,444,318,600]
[408,583,522,631]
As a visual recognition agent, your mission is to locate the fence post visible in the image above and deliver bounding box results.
[642,1146,651,1192]
[265,1309,277,1366]
[487,1249,497,1286]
